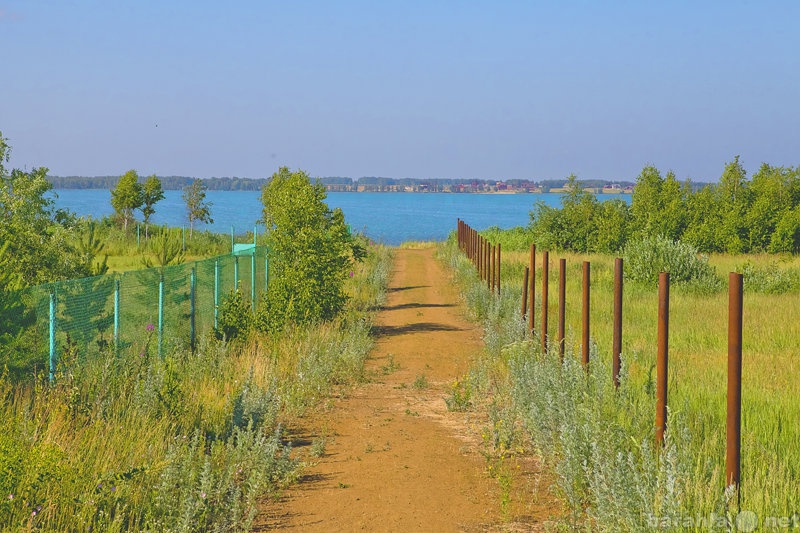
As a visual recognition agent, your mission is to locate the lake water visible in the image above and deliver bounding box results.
[50,189,630,245]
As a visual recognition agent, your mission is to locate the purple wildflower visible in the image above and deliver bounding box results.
[146,324,155,332]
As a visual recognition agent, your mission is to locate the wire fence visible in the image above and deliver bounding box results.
[1,246,269,380]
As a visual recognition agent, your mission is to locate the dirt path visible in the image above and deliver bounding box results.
[256,248,554,532]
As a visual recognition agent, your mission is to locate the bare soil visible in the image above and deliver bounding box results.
[255,248,558,532]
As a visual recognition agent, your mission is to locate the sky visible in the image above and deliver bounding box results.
[1,1,798,182]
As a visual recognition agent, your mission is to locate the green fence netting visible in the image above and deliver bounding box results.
[0,246,269,378]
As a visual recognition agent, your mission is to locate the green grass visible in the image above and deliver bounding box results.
[439,233,800,531]
[0,243,393,531]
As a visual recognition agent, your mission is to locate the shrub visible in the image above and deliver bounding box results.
[260,168,364,332]
[623,235,723,292]
[214,289,252,341]
[736,261,800,294]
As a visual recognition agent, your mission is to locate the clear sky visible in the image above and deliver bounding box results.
[1,1,798,182]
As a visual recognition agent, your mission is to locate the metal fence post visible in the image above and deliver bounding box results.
[214,259,220,329]
[158,274,164,358]
[190,267,196,351]
[251,251,256,312]
[727,272,743,493]
[656,272,670,447]
[231,225,235,253]
[613,258,623,388]
[496,243,501,294]
[234,255,239,289]
[521,267,530,318]
[582,261,590,370]
[541,251,549,353]
[49,291,56,383]
[528,244,536,334]
[558,258,566,360]
[114,278,120,355]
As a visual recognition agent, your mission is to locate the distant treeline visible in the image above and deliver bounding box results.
[47,175,638,191]
[529,159,800,255]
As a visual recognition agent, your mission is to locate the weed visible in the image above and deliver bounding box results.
[412,373,429,390]
[381,353,400,375]
[309,437,327,458]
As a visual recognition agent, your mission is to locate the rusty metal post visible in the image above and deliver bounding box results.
[478,235,482,277]
[528,244,536,334]
[487,244,492,290]
[558,258,566,360]
[727,272,743,491]
[541,251,549,353]
[496,243,501,294]
[491,244,496,292]
[582,261,590,369]
[655,272,670,448]
[521,267,530,318]
[613,258,623,388]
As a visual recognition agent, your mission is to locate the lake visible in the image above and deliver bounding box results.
[50,189,630,246]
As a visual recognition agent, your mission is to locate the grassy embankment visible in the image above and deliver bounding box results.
[0,238,392,532]
[440,229,799,531]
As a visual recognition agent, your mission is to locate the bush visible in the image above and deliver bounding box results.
[736,261,800,294]
[623,235,723,292]
[260,168,364,332]
[214,289,252,341]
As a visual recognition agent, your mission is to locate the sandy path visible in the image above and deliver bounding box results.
[255,248,553,532]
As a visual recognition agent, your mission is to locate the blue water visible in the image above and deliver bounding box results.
[50,189,629,245]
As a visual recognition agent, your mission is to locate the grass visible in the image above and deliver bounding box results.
[439,233,800,531]
[0,242,393,531]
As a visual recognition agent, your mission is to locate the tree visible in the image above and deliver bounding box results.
[183,179,213,237]
[140,174,165,239]
[111,170,143,231]
[715,156,751,254]
[259,167,364,331]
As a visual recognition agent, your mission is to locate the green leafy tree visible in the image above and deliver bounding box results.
[111,170,143,231]
[75,220,109,276]
[141,229,185,269]
[259,167,364,331]
[769,206,800,254]
[715,156,752,254]
[683,184,721,252]
[183,179,213,237]
[140,174,165,239]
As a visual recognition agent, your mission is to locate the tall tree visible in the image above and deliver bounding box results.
[111,170,143,231]
[183,179,213,237]
[260,167,364,331]
[140,174,165,239]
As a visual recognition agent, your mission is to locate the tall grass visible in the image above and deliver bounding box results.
[0,244,392,532]
[439,234,800,531]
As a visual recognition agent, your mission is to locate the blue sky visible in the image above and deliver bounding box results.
[1,1,798,182]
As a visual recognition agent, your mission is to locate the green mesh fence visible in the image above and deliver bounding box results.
[0,246,269,379]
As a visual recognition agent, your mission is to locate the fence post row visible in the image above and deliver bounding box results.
[456,220,747,498]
